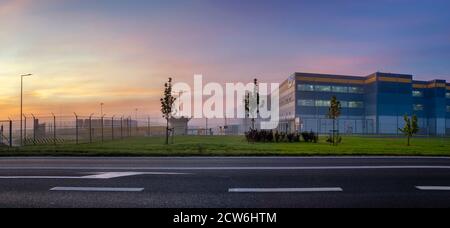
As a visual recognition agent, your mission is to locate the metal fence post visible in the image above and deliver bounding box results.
[52,113,56,145]
[136,118,139,136]
[101,115,104,143]
[23,114,27,144]
[74,113,79,144]
[120,117,123,139]
[9,120,12,147]
[147,116,150,136]
[89,114,93,143]
[111,116,114,140]
[31,114,36,145]
[128,117,131,137]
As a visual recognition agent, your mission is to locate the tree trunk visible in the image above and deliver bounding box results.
[332,119,336,146]
[165,119,169,145]
[407,135,410,146]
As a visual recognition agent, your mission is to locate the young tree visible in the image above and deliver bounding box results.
[160,78,176,145]
[399,114,419,146]
[327,96,342,146]
[244,79,260,130]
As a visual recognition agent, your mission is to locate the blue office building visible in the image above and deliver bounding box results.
[278,72,450,135]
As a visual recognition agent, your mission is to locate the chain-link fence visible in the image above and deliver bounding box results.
[1,115,167,147]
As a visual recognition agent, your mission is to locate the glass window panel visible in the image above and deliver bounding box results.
[298,100,315,106]
[348,87,364,94]
[340,101,348,108]
[413,104,424,111]
[315,85,331,92]
[446,92,450,99]
[298,84,314,91]
[332,86,348,93]
[315,100,331,107]
[412,90,424,97]
[348,101,364,108]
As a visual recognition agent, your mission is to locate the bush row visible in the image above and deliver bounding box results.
[245,130,318,143]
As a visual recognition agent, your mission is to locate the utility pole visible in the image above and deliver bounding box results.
[20,74,32,146]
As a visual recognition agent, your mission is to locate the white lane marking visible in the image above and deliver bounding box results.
[1,166,450,170]
[50,187,144,192]
[416,186,450,191]
[229,187,343,193]
[0,171,189,179]
[0,176,86,179]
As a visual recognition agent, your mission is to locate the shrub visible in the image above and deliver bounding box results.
[245,130,316,143]
[326,132,342,145]
[302,131,318,143]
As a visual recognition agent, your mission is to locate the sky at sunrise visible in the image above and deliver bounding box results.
[1,0,450,120]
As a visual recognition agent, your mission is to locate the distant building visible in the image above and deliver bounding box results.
[278,72,450,135]
[170,117,191,135]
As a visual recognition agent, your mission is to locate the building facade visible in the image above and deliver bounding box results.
[278,72,450,136]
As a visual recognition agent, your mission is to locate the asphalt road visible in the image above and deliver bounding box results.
[0,156,450,208]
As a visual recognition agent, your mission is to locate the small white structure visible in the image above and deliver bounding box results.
[169,117,191,136]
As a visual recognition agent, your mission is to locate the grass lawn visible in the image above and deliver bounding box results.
[0,135,449,156]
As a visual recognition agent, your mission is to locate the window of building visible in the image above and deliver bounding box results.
[315,100,331,107]
[340,101,348,108]
[446,92,450,99]
[332,86,348,93]
[298,84,314,92]
[315,85,331,92]
[348,87,364,94]
[348,101,364,108]
[298,100,315,107]
[413,104,424,111]
[412,90,424,97]
[447,106,450,112]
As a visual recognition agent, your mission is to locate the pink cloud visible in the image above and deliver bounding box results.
[0,0,30,16]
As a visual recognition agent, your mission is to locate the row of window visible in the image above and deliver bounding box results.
[298,100,364,108]
[414,104,450,112]
[414,91,450,98]
[298,84,364,94]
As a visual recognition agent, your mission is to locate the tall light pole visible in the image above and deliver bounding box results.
[20,74,32,146]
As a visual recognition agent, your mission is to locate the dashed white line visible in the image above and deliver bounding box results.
[229,187,343,193]
[50,187,144,192]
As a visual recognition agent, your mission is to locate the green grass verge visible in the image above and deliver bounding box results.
[1,135,449,157]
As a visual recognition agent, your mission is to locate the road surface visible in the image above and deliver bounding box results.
[0,156,449,208]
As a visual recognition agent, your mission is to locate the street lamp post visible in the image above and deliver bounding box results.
[20,74,32,146]
[100,103,104,116]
